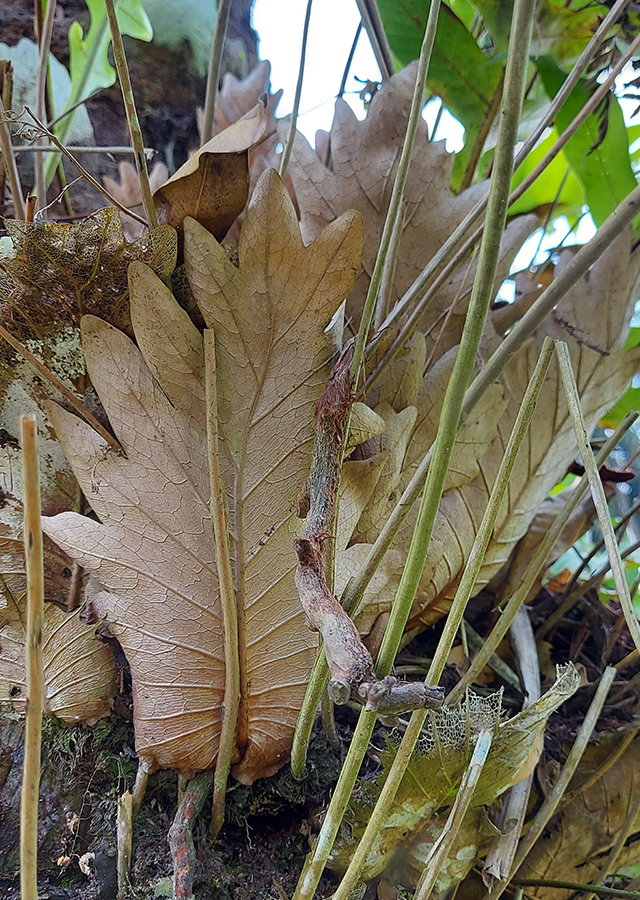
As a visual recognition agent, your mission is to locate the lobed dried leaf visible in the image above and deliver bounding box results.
[42,172,364,782]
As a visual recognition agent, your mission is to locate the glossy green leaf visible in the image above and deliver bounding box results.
[599,387,640,430]
[509,128,584,218]
[537,56,637,227]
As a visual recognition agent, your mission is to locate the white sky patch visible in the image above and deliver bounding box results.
[252,0,382,144]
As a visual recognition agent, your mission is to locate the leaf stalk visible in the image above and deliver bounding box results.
[204,330,240,840]
[19,415,45,900]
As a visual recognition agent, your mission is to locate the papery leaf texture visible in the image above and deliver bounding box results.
[43,171,364,781]
[0,568,117,725]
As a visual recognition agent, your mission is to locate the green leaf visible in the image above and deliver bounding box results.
[45,0,152,184]
[625,328,640,350]
[536,56,637,228]
[599,387,640,430]
[377,0,503,191]
[509,128,584,218]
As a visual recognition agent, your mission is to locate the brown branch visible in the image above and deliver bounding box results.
[168,771,213,900]
[294,346,444,712]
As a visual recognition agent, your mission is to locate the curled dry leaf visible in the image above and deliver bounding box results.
[43,171,364,781]
[329,664,580,882]
[154,101,268,240]
[283,62,537,352]
[0,584,117,725]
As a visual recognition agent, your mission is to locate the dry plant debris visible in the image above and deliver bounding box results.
[41,171,365,782]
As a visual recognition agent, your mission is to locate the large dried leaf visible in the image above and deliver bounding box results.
[43,172,364,782]
[283,63,537,352]
[154,102,268,240]
[0,583,116,725]
[330,664,580,880]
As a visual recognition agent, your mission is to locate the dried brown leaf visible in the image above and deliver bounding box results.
[283,63,537,350]
[154,102,268,240]
[43,172,364,782]
[0,585,116,725]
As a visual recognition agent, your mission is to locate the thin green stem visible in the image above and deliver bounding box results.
[464,181,640,416]
[556,340,640,656]
[485,667,617,900]
[204,331,240,840]
[354,0,394,79]
[20,415,44,900]
[290,0,442,783]
[375,0,536,678]
[279,0,313,180]
[349,0,441,386]
[293,5,535,892]
[448,410,638,705]
[201,0,232,145]
[414,730,493,900]
[513,881,640,900]
[104,0,157,229]
[371,26,640,366]
[25,106,148,225]
[35,0,56,210]
[290,644,330,780]
[291,710,377,900]
[333,337,553,900]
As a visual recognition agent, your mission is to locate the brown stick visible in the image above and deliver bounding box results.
[168,771,213,900]
[294,347,443,712]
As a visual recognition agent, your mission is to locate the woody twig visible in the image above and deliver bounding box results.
[294,346,444,714]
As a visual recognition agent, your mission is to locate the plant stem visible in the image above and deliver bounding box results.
[116,790,133,900]
[104,0,157,230]
[279,0,313,180]
[290,0,442,792]
[448,411,638,705]
[291,709,377,900]
[513,881,640,900]
[338,21,363,99]
[372,23,640,364]
[464,181,640,416]
[354,0,394,78]
[333,337,553,900]
[0,93,25,219]
[556,340,640,655]
[34,0,56,211]
[376,0,536,678]
[414,730,493,900]
[201,0,232,145]
[19,414,45,900]
[25,106,148,226]
[169,770,214,900]
[485,667,617,900]
[350,0,442,387]
[581,790,640,900]
[204,330,240,840]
